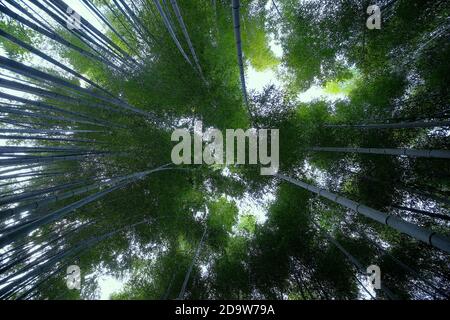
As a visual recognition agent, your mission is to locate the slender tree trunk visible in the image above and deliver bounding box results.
[355,224,450,299]
[0,220,149,299]
[0,92,121,128]
[81,0,142,59]
[325,120,450,129]
[392,205,450,222]
[0,134,99,143]
[0,128,103,135]
[309,147,450,159]
[231,0,254,123]
[26,0,130,67]
[152,0,193,67]
[352,173,450,207]
[0,153,111,166]
[0,146,90,154]
[0,181,85,206]
[112,0,148,43]
[272,0,282,18]
[277,174,450,253]
[0,171,159,220]
[402,186,450,206]
[162,273,176,300]
[0,165,171,247]
[0,182,102,220]
[178,226,208,299]
[0,28,118,98]
[101,0,142,47]
[0,77,123,116]
[116,0,158,45]
[312,221,396,300]
[51,0,137,63]
[169,0,205,81]
[0,2,121,71]
[0,172,63,182]
[0,56,135,112]
[0,221,92,274]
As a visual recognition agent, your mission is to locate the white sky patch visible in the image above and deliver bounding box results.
[246,65,281,92]
[268,36,283,59]
[221,168,275,226]
[233,189,275,225]
[297,85,348,103]
[97,275,125,300]
[246,35,283,92]
[303,160,328,188]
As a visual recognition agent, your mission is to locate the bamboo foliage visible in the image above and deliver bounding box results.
[0,0,448,300]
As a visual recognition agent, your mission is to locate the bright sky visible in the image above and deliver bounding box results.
[297,85,348,103]
[97,275,124,300]
[65,0,104,31]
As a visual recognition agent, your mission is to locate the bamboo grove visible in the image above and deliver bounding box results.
[0,0,449,300]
